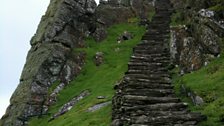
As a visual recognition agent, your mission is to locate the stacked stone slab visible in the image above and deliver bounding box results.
[112,0,206,125]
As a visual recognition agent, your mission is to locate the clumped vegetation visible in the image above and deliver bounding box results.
[29,22,145,126]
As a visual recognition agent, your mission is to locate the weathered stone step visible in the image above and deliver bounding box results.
[128,62,164,66]
[142,34,169,38]
[130,121,198,126]
[130,55,170,61]
[146,29,169,34]
[124,77,172,85]
[133,52,170,57]
[141,35,169,41]
[129,60,170,65]
[126,69,170,75]
[141,36,169,41]
[128,62,168,68]
[122,102,188,111]
[133,50,169,57]
[147,24,170,29]
[133,41,169,51]
[133,47,169,52]
[133,53,170,58]
[127,66,168,73]
[152,16,171,20]
[123,88,174,97]
[125,73,171,81]
[123,95,180,104]
[121,82,173,90]
[130,113,206,125]
[137,41,168,46]
[129,57,170,63]
[129,59,169,67]
[146,30,169,35]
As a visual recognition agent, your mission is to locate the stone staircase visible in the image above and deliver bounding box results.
[111,0,206,125]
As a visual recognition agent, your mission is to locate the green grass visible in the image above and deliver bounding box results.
[173,53,224,126]
[29,23,145,126]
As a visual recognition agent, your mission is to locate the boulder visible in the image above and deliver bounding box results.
[94,52,104,66]
[197,24,221,56]
[117,31,133,43]
[92,27,108,42]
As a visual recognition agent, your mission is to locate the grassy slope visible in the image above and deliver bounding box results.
[172,42,224,126]
[29,23,145,126]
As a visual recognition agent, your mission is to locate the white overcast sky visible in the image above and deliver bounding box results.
[0,0,99,118]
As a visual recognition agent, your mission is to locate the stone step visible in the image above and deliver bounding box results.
[123,88,174,97]
[137,41,167,46]
[130,55,170,61]
[133,53,170,58]
[129,58,170,64]
[128,61,169,65]
[133,50,169,56]
[123,77,171,85]
[130,110,188,116]
[133,47,169,54]
[123,95,180,104]
[130,113,206,125]
[130,121,198,126]
[141,35,169,41]
[146,29,169,34]
[133,52,170,58]
[146,29,169,33]
[126,69,170,75]
[127,66,168,73]
[128,62,164,66]
[133,51,170,56]
[125,73,171,81]
[148,24,170,29]
[122,102,188,111]
[120,82,173,90]
[142,34,169,38]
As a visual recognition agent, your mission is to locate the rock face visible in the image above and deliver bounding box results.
[93,0,155,42]
[169,0,223,73]
[0,0,96,125]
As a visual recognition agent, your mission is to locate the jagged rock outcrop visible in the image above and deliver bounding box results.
[0,0,96,125]
[93,0,135,42]
[112,0,206,125]
[170,0,224,73]
[93,0,155,42]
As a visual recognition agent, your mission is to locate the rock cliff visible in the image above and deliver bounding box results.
[1,0,96,125]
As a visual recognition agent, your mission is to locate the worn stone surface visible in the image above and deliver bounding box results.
[87,101,111,112]
[1,0,96,125]
[94,52,104,66]
[181,84,204,106]
[49,90,90,121]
